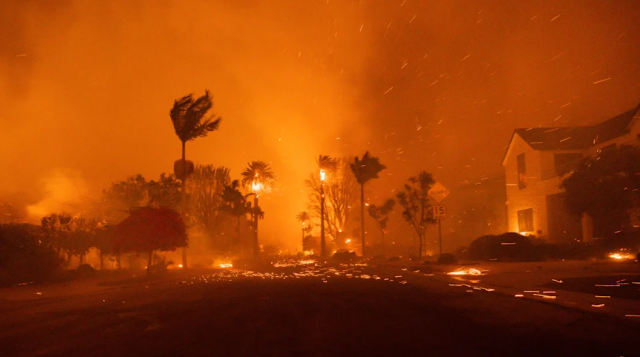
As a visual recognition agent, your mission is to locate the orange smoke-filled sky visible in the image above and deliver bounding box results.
[2,0,640,249]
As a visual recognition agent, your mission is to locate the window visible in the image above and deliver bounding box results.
[554,153,582,176]
[517,208,534,232]
[517,153,527,189]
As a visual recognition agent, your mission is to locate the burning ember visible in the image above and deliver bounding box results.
[447,268,484,276]
[219,263,233,268]
[608,252,635,260]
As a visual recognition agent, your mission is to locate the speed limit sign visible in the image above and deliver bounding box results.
[433,206,446,219]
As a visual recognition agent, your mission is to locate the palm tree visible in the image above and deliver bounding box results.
[169,90,221,268]
[317,155,337,258]
[296,211,311,250]
[240,161,275,260]
[350,151,386,258]
[367,199,395,258]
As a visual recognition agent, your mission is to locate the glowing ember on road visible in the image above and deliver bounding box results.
[608,253,635,260]
[447,268,484,276]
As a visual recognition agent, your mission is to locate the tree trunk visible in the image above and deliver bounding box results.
[360,183,365,257]
[237,216,242,258]
[99,254,104,270]
[181,140,188,269]
[320,181,325,258]
[254,196,259,261]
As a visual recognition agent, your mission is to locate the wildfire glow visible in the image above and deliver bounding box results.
[219,263,233,268]
[178,264,183,268]
[447,268,484,276]
[251,181,262,193]
[609,253,635,260]
[345,239,351,244]
[320,169,326,181]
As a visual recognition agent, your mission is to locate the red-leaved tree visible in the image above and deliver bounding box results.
[114,207,187,268]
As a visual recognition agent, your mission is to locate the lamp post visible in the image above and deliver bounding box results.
[320,168,326,259]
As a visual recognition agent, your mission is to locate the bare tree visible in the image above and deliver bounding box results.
[306,157,358,245]
[367,198,395,258]
[189,165,231,248]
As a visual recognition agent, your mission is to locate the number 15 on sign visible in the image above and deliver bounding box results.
[433,206,446,219]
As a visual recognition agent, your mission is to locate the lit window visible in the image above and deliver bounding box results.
[517,208,534,232]
[517,153,527,190]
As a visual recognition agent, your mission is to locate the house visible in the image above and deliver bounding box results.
[502,104,640,243]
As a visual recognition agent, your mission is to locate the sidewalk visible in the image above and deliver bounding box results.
[374,259,640,321]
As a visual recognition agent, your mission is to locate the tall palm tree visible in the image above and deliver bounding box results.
[367,199,395,258]
[350,151,386,258]
[317,155,337,258]
[240,161,275,260]
[296,211,310,250]
[169,90,221,268]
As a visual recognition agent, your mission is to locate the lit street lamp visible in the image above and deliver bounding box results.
[251,177,262,261]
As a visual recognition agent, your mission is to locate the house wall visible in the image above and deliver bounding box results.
[504,135,566,238]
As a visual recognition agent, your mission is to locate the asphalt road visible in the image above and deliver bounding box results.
[1,264,639,357]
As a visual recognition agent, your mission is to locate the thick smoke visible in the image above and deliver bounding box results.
[1,1,640,250]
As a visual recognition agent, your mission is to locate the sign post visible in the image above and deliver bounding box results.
[428,182,449,256]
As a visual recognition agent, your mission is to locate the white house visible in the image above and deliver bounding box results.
[502,104,640,243]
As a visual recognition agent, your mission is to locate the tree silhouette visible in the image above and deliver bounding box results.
[170,90,221,167]
[350,151,386,257]
[240,161,275,260]
[221,180,252,256]
[561,145,640,237]
[306,158,358,246]
[296,211,312,250]
[189,165,231,249]
[114,207,187,272]
[367,198,395,258]
[396,171,436,260]
[316,155,338,258]
[170,90,221,268]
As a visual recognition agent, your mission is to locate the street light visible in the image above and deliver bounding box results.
[320,168,326,259]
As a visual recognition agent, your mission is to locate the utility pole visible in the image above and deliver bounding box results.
[438,218,443,256]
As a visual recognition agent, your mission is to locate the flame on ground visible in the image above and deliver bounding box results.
[609,252,635,260]
[447,267,484,276]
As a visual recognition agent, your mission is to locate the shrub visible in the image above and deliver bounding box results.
[333,250,357,264]
[0,224,63,287]
[468,233,537,262]
[437,253,457,264]
[77,264,97,278]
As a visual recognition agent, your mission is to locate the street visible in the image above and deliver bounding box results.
[1,263,639,357]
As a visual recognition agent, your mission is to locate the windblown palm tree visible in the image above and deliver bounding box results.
[350,151,386,258]
[170,90,221,166]
[169,90,221,268]
[240,161,275,260]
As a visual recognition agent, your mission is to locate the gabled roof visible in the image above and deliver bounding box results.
[502,103,640,165]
